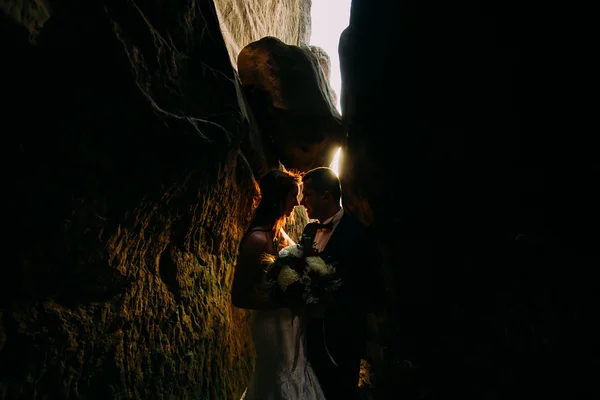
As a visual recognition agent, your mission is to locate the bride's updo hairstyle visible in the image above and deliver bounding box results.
[249,167,301,235]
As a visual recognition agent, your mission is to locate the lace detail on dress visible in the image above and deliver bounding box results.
[239,308,325,400]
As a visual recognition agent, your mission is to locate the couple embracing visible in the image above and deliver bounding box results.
[232,167,383,400]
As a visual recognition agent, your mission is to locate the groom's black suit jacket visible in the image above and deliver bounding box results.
[304,212,383,371]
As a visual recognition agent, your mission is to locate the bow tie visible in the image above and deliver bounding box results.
[316,221,334,231]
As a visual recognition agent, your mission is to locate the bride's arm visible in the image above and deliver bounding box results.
[231,232,280,310]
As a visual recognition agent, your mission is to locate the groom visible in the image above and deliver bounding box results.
[300,167,383,400]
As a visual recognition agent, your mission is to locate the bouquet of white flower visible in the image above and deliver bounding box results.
[262,234,341,305]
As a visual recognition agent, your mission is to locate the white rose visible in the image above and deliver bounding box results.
[278,248,290,258]
[279,244,303,258]
[289,245,304,258]
[305,257,335,276]
[277,266,300,291]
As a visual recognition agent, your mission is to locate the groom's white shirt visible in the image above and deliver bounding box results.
[314,206,344,253]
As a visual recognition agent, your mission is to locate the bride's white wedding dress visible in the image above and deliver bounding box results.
[240,307,326,400]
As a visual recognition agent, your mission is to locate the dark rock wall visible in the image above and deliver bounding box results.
[2,1,264,398]
[341,1,598,398]
[238,37,344,172]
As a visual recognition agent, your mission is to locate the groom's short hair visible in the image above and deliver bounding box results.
[302,167,341,202]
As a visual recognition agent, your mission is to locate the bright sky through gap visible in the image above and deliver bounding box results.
[310,0,352,113]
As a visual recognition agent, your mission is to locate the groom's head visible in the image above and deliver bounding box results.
[301,167,341,221]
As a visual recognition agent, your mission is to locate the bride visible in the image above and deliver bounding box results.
[231,169,326,400]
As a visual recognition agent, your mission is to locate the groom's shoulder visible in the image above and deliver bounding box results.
[338,212,370,243]
[341,211,367,232]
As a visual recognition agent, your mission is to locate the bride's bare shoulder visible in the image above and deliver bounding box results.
[240,229,271,252]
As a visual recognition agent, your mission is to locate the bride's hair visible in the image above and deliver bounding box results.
[249,167,301,237]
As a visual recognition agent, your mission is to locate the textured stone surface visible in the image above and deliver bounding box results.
[238,37,344,171]
[214,0,311,68]
[309,45,336,105]
[1,0,272,398]
[309,45,331,81]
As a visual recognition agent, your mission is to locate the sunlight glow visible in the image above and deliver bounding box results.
[279,227,296,246]
[310,0,352,112]
[329,147,342,177]
[279,3,350,243]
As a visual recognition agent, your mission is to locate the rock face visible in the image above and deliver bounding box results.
[1,1,268,398]
[308,45,331,81]
[7,0,595,398]
[340,0,599,398]
[309,45,337,105]
[213,0,311,68]
[238,37,344,171]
